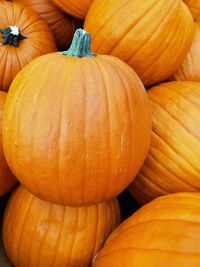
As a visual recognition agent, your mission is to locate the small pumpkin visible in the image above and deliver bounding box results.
[129,81,200,204]
[2,29,151,206]
[52,0,94,19]
[0,92,17,196]
[0,1,57,92]
[12,0,77,50]
[84,0,194,86]
[3,185,120,267]
[184,0,200,21]
[93,192,200,266]
[171,23,200,82]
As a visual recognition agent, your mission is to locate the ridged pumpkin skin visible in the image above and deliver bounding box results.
[3,186,120,267]
[12,0,76,50]
[184,0,200,21]
[93,193,200,266]
[84,0,194,87]
[0,92,17,196]
[2,41,151,206]
[52,0,94,19]
[171,23,200,82]
[0,1,57,92]
[129,81,200,204]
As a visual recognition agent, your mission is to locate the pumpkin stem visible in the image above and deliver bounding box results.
[0,26,26,47]
[62,28,96,58]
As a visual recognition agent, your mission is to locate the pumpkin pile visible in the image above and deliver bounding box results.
[1,0,200,266]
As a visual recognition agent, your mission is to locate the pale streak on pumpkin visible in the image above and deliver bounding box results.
[3,186,120,267]
[0,1,57,92]
[84,0,195,87]
[171,23,200,82]
[0,91,17,196]
[129,81,200,205]
[12,0,77,50]
[52,0,94,19]
[93,192,200,266]
[2,52,151,206]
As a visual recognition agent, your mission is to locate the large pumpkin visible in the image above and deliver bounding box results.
[84,0,194,87]
[3,185,120,267]
[52,0,94,19]
[184,0,200,21]
[0,92,17,196]
[2,29,151,206]
[0,1,57,92]
[12,0,77,50]
[129,81,200,204]
[171,23,200,82]
[93,192,200,266]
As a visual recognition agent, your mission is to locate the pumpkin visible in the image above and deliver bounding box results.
[171,23,200,82]
[0,92,17,196]
[3,185,120,267]
[84,0,195,87]
[184,0,200,21]
[52,0,94,19]
[11,0,77,50]
[93,192,200,266]
[129,81,200,204]
[2,29,151,206]
[0,1,57,92]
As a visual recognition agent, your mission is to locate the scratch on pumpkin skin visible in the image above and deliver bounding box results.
[119,130,124,159]
[88,168,97,186]
[93,58,111,200]
[32,91,39,101]
[88,176,93,186]
[114,131,124,177]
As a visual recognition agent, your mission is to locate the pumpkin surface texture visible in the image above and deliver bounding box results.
[0,92,17,196]
[2,29,151,206]
[0,1,57,92]
[129,81,200,204]
[84,0,195,86]
[93,192,200,267]
[184,0,200,21]
[12,0,76,50]
[3,186,120,267]
[171,23,200,82]
[52,0,94,19]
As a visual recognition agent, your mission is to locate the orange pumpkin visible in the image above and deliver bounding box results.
[129,81,200,204]
[171,23,200,82]
[2,29,151,206]
[52,0,94,19]
[0,92,17,196]
[12,0,76,50]
[184,0,200,21]
[3,185,120,267]
[93,192,200,266]
[0,1,57,92]
[84,0,194,87]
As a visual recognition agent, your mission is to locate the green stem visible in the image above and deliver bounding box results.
[62,28,96,58]
[0,25,26,47]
